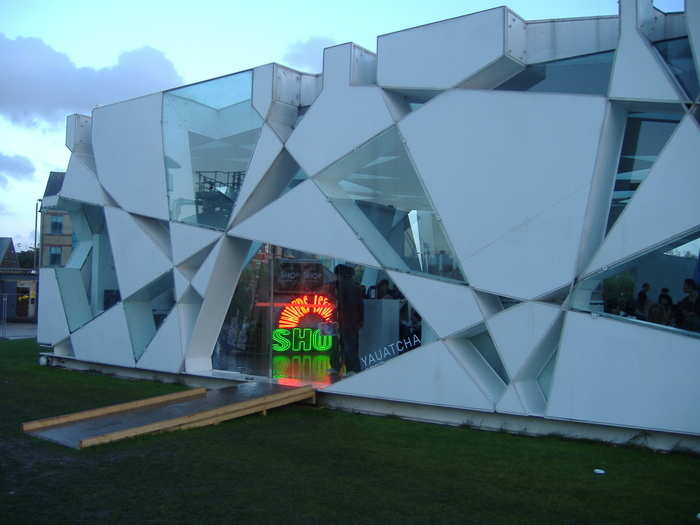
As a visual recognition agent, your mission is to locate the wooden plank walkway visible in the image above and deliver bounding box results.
[23,382,314,449]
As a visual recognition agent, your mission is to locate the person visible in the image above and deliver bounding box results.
[332,264,364,375]
[678,278,700,332]
[657,293,674,326]
[635,282,650,321]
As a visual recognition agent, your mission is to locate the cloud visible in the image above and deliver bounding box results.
[0,34,183,126]
[283,37,336,73]
[0,152,34,187]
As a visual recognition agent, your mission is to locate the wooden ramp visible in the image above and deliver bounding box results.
[23,383,314,449]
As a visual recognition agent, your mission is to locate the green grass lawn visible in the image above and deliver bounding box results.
[1,339,699,524]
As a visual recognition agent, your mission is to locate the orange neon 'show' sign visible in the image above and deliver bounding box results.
[278,294,335,329]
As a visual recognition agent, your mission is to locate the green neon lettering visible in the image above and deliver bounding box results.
[292,327,314,351]
[312,330,332,351]
[272,329,291,351]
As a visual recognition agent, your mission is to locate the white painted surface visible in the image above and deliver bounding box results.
[137,309,184,373]
[487,302,562,380]
[191,237,222,297]
[169,221,221,266]
[323,341,495,411]
[71,303,135,368]
[495,383,527,415]
[230,180,379,268]
[252,64,274,119]
[37,269,70,346]
[65,114,92,151]
[608,1,683,102]
[387,271,483,337]
[104,207,172,299]
[444,332,506,404]
[174,268,189,302]
[377,8,505,90]
[547,311,700,436]
[229,124,284,227]
[286,44,395,176]
[585,116,700,276]
[60,151,109,207]
[400,90,606,299]
[526,17,619,63]
[92,93,170,220]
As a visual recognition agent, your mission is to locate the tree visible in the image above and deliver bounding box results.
[16,248,37,269]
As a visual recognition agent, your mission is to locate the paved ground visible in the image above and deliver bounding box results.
[0,322,37,340]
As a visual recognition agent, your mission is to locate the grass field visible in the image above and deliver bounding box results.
[1,339,699,524]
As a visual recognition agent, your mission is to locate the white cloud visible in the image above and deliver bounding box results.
[283,37,336,73]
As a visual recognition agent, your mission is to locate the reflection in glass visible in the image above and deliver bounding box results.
[163,71,263,230]
[573,231,700,334]
[606,112,681,233]
[314,126,464,282]
[496,51,614,95]
[123,271,176,361]
[53,200,120,332]
[654,37,699,101]
[213,244,439,385]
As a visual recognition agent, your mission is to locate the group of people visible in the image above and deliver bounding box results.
[607,279,700,332]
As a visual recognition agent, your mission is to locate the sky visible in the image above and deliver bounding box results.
[0,0,686,250]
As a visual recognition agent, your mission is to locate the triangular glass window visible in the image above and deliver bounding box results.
[314,126,465,283]
[606,111,681,233]
[654,37,699,101]
[163,71,263,230]
[212,244,439,386]
[573,229,700,335]
[496,50,614,96]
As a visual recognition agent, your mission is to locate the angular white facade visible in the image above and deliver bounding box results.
[39,0,700,443]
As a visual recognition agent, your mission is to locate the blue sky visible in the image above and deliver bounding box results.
[0,0,685,248]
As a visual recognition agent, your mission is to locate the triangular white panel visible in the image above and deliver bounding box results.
[400,90,605,300]
[170,221,221,266]
[174,268,189,302]
[495,384,527,416]
[286,45,395,176]
[105,207,172,299]
[229,124,283,227]
[687,2,700,93]
[92,93,170,220]
[60,151,111,207]
[585,116,700,275]
[191,237,223,297]
[230,180,379,268]
[131,214,172,261]
[387,271,482,337]
[381,90,411,122]
[608,2,683,103]
[70,303,135,367]
[323,341,494,411]
[137,310,184,373]
[486,302,561,380]
[472,289,503,319]
[37,269,70,346]
[252,64,274,120]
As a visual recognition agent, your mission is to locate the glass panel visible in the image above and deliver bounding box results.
[123,271,176,361]
[314,126,465,282]
[163,71,263,230]
[53,199,121,332]
[606,112,681,233]
[213,244,439,385]
[654,37,699,101]
[573,230,700,335]
[496,51,614,95]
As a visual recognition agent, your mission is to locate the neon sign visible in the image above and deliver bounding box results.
[270,294,336,352]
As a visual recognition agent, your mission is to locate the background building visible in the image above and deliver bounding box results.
[38,0,700,451]
[0,238,37,323]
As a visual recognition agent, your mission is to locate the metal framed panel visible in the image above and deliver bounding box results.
[686,0,700,91]
[70,303,135,368]
[37,269,70,346]
[547,311,700,436]
[60,151,110,208]
[584,115,700,276]
[387,271,482,338]
[92,93,170,220]
[229,180,379,268]
[526,16,619,64]
[104,207,172,299]
[323,341,494,412]
[400,89,607,300]
[65,114,91,152]
[136,309,184,373]
[170,222,221,266]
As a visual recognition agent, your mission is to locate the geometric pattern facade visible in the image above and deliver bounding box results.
[39,0,700,438]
